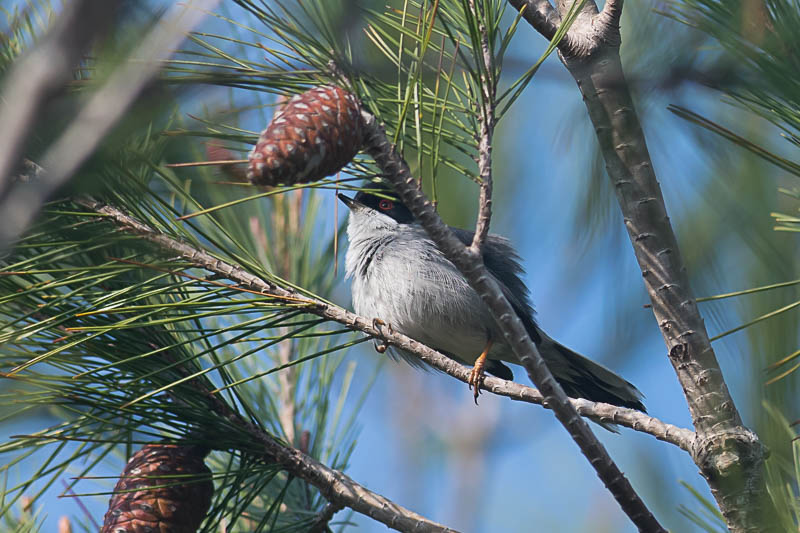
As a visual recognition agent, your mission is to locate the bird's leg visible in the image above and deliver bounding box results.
[374,341,389,354]
[372,318,392,353]
[468,339,493,405]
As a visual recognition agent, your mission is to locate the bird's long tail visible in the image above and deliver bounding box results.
[537,333,646,413]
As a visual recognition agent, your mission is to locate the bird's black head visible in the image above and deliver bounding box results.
[338,188,415,224]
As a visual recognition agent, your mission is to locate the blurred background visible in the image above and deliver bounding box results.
[1,1,798,532]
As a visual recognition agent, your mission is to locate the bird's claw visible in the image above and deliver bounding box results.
[374,340,389,353]
[468,362,486,405]
[372,318,392,353]
[372,317,393,334]
[467,341,492,405]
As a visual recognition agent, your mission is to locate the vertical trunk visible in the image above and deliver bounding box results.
[561,45,777,532]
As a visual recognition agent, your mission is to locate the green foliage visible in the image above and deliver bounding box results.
[0,1,570,528]
[8,0,800,530]
[0,0,54,70]
[0,3,372,522]
[164,0,572,207]
[0,118,368,529]
[667,0,800,145]
[661,0,800,379]
[0,1,565,528]
[653,0,800,528]
[677,481,726,533]
[0,491,44,533]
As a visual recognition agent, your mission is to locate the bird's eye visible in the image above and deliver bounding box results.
[378,199,393,211]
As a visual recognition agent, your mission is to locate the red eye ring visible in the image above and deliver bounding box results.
[378,199,393,210]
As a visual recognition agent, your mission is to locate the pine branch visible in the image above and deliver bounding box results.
[467,0,495,253]
[149,329,456,533]
[596,0,623,35]
[506,0,561,41]
[0,0,220,252]
[229,409,457,533]
[360,112,666,533]
[509,0,777,530]
[307,502,344,533]
[71,195,694,451]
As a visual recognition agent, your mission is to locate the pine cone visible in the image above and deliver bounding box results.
[101,444,213,533]
[247,85,364,186]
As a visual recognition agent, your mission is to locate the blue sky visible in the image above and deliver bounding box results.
[2,1,791,531]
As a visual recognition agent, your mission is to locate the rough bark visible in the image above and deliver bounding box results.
[508,0,777,530]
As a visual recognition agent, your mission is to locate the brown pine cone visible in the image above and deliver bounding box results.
[247,85,364,186]
[101,444,213,533]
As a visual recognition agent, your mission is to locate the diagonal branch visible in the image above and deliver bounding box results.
[359,114,666,532]
[221,396,457,533]
[308,502,344,533]
[508,0,619,57]
[157,332,455,533]
[506,0,561,41]
[71,195,695,451]
[596,0,623,32]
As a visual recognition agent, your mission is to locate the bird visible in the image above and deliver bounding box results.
[338,187,645,417]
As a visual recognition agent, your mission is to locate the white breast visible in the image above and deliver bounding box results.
[346,217,493,363]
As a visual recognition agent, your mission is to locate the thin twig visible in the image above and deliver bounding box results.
[360,112,667,533]
[156,325,456,533]
[271,192,302,445]
[72,195,695,452]
[506,0,561,42]
[467,0,495,253]
[308,502,345,533]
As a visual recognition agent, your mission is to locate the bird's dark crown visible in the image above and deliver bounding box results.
[354,189,415,224]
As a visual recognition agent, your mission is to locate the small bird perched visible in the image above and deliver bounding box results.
[339,188,645,414]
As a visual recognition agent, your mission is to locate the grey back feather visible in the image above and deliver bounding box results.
[449,227,541,344]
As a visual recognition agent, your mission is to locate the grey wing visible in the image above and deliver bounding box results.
[449,227,541,344]
[384,344,432,370]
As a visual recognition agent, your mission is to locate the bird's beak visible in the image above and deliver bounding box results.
[337,193,355,209]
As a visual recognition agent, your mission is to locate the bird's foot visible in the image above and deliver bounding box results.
[373,340,389,353]
[372,318,392,353]
[467,340,493,405]
[467,359,486,405]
